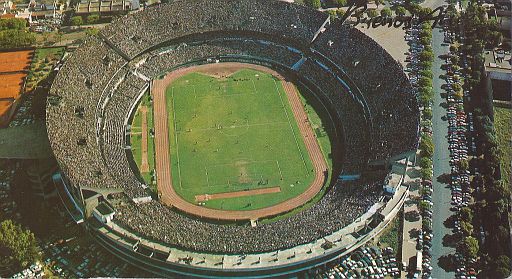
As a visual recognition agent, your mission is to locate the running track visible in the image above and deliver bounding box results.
[152,63,328,221]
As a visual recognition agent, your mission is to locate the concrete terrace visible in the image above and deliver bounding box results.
[93,176,409,275]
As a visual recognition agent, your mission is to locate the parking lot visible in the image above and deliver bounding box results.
[309,246,400,279]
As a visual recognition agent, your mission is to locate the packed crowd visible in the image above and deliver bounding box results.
[46,0,419,255]
[101,90,148,198]
[47,36,127,190]
[112,177,383,254]
[100,0,328,59]
[313,22,420,161]
[135,38,302,79]
[298,58,370,172]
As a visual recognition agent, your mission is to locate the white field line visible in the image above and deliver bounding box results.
[171,87,183,190]
[272,79,308,173]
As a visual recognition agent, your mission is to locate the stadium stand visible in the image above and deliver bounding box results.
[46,0,418,267]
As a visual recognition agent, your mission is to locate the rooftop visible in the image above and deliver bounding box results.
[96,202,115,215]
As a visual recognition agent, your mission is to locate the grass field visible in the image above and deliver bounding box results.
[258,84,337,223]
[165,69,317,211]
[131,93,156,191]
[494,106,511,189]
[26,47,65,92]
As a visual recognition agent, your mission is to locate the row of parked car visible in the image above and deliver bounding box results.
[8,99,36,128]
[441,27,477,279]
[43,233,148,278]
[309,246,400,279]
[0,161,19,222]
[11,262,44,279]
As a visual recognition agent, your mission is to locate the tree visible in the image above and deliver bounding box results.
[406,3,422,16]
[374,0,384,8]
[0,220,39,269]
[419,36,432,46]
[422,107,433,121]
[71,16,83,27]
[495,267,512,279]
[366,9,379,18]
[420,134,434,157]
[87,13,100,24]
[494,255,511,278]
[461,236,479,258]
[460,221,473,236]
[486,31,503,48]
[419,157,432,169]
[460,207,473,222]
[419,86,434,100]
[419,69,433,79]
[452,83,462,93]
[381,7,392,17]
[450,55,460,65]
[420,167,432,180]
[419,93,432,107]
[336,0,347,7]
[305,0,321,9]
[419,60,433,69]
[328,10,338,20]
[395,6,407,16]
[454,88,464,100]
[85,28,99,36]
[419,29,432,39]
[422,219,432,231]
[419,201,431,211]
[405,210,420,221]
[459,159,469,171]
[0,30,35,49]
[0,18,27,30]
[418,77,432,88]
[337,8,346,18]
[419,50,434,62]
[417,7,433,18]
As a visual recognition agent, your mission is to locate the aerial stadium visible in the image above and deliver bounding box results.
[46,0,420,277]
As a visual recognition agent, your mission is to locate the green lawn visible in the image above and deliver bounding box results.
[165,69,317,211]
[377,212,401,252]
[130,94,156,190]
[259,84,337,223]
[494,106,511,189]
[26,47,65,92]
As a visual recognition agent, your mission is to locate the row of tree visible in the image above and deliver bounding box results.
[415,22,435,182]
[0,18,28,31]
[447,2,511,277]
[0,19,35,49]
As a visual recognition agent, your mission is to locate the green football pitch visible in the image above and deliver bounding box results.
[165,69,317,211]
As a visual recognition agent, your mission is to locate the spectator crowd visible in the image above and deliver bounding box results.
[46,0,419,256]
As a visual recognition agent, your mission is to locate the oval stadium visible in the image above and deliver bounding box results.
[46,0,420,277]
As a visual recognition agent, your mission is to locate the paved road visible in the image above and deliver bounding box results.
[430,26,456,279]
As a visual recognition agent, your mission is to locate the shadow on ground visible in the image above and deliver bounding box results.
[442,234,460,248]
[438,254,457,272]
[443,215,457,228]
[437,173,451,184]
